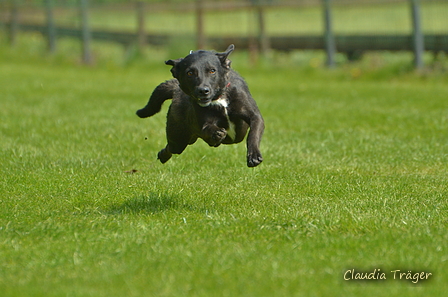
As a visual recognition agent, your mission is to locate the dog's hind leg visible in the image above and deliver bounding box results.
[136,79,179,118]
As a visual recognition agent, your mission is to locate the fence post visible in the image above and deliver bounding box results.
[80,0,92,64]
[136,1,146,52]
[196,0,205,49]
[256,4,270,57]
[45,0,57,53]
[410,0,424,69]
[9,0,19,46]
[248,4,259,66]
[322,0,336,67]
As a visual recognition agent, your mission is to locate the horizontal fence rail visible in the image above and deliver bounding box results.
[6,22,448,52]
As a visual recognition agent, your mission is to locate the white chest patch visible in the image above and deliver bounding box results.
[211,97,236,141]
[210,97,229,108]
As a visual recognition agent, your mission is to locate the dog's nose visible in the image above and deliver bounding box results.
[198,87,210,96]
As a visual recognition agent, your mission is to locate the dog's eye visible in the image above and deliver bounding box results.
[187,71,194,76]
[209,69,216,74]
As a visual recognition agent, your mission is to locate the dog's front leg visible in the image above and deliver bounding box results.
[246,113,264,167]
[158,145,172,164]
[201,124,227,147]
[158,113,195,164]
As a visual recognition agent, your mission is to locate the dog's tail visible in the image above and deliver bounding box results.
[136,79,178,118]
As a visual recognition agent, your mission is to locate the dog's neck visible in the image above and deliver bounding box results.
[210,82,231,107]
[216,82,231,100]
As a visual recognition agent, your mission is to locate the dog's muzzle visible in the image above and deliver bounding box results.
[195,87,213,107]
[197,98,212,107]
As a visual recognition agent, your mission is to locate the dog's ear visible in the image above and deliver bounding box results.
[165,58,183,78]
[216,44,234,69]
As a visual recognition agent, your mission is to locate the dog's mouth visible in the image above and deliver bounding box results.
[193,93,215,107]
[197,98,212,107]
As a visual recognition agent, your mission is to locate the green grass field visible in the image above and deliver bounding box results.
[1,34,448,297]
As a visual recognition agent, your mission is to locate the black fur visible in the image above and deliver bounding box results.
[136,44,264,167]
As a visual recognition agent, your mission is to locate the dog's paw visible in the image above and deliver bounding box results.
[136,108,149,118]
[136,107,159,118]
[247,151,263,167]
[157,149,172,164]
[212,130,227,143]
[202,126,227,147]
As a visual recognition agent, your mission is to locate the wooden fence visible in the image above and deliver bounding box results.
[2,0,448,67]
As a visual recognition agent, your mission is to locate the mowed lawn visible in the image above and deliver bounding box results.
[1,42,448,296]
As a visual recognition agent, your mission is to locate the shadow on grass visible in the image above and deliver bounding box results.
[107,192,197,215]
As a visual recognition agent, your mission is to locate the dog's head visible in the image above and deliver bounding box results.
[165,44,234,107]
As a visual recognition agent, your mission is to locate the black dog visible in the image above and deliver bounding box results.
[136,44,264,167]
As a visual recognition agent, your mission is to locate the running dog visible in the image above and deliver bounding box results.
[136,44,264,167]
